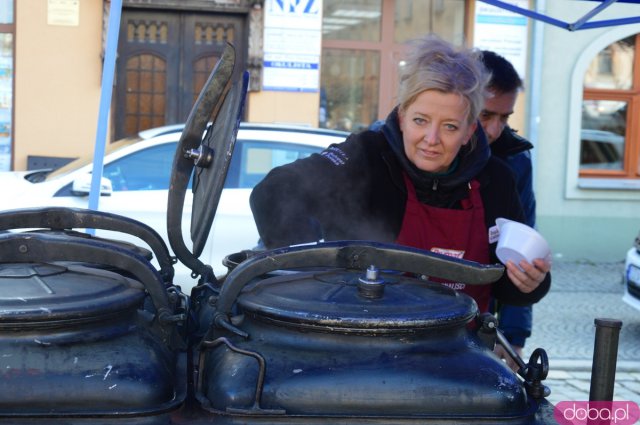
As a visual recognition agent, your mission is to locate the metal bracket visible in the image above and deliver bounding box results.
[198,337,285,415]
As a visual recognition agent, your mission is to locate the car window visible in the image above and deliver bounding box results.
[55,142,178,196]
[46,137,142,181]
[103,142,177,191]
[102,142,177,191]
[226,140,323,189]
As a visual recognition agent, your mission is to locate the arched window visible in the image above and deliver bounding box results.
[580,34,640,180]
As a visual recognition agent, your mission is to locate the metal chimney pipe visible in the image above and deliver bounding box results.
[589,318,622,402]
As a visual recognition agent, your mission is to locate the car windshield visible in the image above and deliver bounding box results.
[44,136,144,181]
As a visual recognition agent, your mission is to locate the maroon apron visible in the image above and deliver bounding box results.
[396,173,492,313]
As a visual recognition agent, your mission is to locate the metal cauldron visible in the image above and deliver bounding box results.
[195,242,554,422]
[0,208,187,417]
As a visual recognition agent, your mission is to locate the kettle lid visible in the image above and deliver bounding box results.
[166,43,249,281]
[0,262,144,328]
[238,269,478,333]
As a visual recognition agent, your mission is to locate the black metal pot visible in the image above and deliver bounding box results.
[0,208,187,417]
[196,242,553,422]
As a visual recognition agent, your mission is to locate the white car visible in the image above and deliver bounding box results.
[0,123,349,290]
[622,230,640,311]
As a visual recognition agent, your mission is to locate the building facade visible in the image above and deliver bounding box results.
[532,1,640,261]
[9,0,505,171]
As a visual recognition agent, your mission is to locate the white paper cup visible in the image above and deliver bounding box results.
[495,218,551,268]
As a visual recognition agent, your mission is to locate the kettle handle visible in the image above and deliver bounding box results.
[214,241,504,331]
[0,206,176,284]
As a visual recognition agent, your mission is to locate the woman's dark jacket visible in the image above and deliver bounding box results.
[250,109,550,306]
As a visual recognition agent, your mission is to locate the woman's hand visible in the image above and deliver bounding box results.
[505,258,551,293]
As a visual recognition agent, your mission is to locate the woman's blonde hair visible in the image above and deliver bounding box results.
[398,34,490,125]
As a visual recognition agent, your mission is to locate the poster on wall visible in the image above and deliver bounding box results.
[473,0,529,79]
[47,0,80,27]
[263,0,323,92]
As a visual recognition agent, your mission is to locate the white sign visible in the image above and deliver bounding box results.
[47,0,80,27]
[473,0,528,79]
[263,0,322,92]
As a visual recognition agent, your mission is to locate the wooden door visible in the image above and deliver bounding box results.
[114,10,246,139]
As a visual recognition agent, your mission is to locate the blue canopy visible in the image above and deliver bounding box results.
[479,0,640,31]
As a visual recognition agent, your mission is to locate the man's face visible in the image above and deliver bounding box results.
[479,90,518,144]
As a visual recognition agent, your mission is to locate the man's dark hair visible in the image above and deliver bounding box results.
[480,50,523,94]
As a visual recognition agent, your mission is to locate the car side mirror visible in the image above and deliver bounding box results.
[71,174,113,197]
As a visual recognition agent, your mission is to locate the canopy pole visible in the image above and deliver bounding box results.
[478,0,569,29]
[570,0,618,30]
[479,0,640,31]
[88,0,122,219]
[579,16,640,30]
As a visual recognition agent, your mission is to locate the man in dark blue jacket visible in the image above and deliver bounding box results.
[480,50,536,369]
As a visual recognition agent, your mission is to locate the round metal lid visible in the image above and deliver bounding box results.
[0,262,144,328]
[166,43,249,280]
[237,269,478,333]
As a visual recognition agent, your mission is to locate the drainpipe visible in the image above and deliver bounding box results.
[527,0,545,173]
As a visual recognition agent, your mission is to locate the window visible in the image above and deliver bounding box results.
[319,0,468,132]
[580,35,640,180]
[101,143,176,192]
[226,140,323,189]
[0,0,13,171]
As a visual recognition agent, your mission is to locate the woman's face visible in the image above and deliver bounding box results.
[398,90,477,174]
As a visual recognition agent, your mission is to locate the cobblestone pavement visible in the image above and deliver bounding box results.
[519,261,640,405]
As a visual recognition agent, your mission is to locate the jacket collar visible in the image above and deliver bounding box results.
[490,127,533,158]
